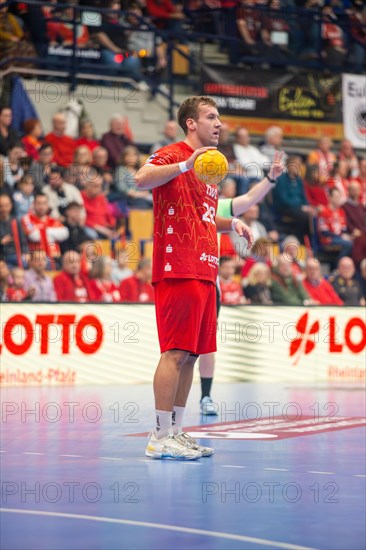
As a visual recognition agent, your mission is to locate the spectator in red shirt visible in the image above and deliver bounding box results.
[44,113,76,167]
[219,256,246,305]
[88,255,121,302]
[321,5,346,67]
[6,267,35,302]
[261,0,290,61]
[236,0,268,60]
[317,188,353,259]
[101,115,133,169]
[119,258,155,303]
[54,250,92,302]
[146,0,185,32]
[304,164,328,212]
[46,3,90,48]
[21,192,69,265]
[21,118,43,160]
[81,170,116,239]
[302,258,343,305]
[76,120,100,152]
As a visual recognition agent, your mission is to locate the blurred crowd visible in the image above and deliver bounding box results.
[0,101,365,306]
[0,0,365,77]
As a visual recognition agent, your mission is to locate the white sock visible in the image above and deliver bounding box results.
[172,406,185,435]
[155,410,172,439]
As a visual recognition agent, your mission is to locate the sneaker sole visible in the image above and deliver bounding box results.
[145,450,202,460]
[200,449,214,457]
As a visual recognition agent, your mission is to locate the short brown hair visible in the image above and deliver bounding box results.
[23,118,40,135]
[177,96,217,135]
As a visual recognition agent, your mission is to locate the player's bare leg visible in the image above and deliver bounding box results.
[174,354,197,408]
[153,349,189,414]
[172,354,215,457]
[146,350,202,460]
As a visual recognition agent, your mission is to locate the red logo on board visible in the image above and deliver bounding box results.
[290,312,366,365]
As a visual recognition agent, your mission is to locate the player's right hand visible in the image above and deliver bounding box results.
[185,147,217,170]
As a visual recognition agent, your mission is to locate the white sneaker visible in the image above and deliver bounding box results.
[176,432,214,457]
[200,396,219,416]
[145,432,202,460]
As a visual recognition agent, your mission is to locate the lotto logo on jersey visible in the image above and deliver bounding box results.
[200,253,219,266]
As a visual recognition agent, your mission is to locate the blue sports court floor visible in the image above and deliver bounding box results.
[1,382,365,550]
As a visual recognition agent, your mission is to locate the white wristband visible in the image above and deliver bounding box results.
[231,218,240,231]
[178,161,189,173]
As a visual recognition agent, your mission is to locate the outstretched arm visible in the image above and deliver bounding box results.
[232,151,284,216]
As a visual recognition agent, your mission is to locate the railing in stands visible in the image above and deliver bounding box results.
[1,1,365,117]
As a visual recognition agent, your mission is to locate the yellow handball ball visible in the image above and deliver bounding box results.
[193,150,228,185]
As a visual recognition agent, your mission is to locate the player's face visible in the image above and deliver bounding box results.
[195,105,222,147]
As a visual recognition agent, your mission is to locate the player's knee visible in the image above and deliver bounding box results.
[164,349,190,369]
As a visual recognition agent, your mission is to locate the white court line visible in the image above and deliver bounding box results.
[354,475,366,478]
[137,458,202,464]
[0,508,316,550]
[59,454,82,458]
[98,457,123,461]
[307,471,335,475]
[22,453,45,456]
[265,468,289,472]
[222,465,246,469]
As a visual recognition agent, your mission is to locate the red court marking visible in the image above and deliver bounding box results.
[128,416,366,440]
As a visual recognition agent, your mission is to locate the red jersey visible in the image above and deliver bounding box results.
[21,135,42,160]
[44,132,76,167]
[76,137,100,152]
[241,257,272,278]
[119,275,155,303]
[21,213,67,257]
[220,233,237,258]
[88,278,121,303]
[322,22,344,49]
[148,142,219,284]
[304,181,328,209]
[303,278,343,306]
[81,192,116,229]
[219,279,243,305]
[53,271,91,302]
[318,207,347,245]
[6,287,28,302]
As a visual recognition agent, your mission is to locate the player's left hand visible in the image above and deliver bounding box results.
[268,150,285,181]
[233,219,254,249]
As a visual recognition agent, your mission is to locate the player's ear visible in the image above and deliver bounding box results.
[186,118,196,131]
